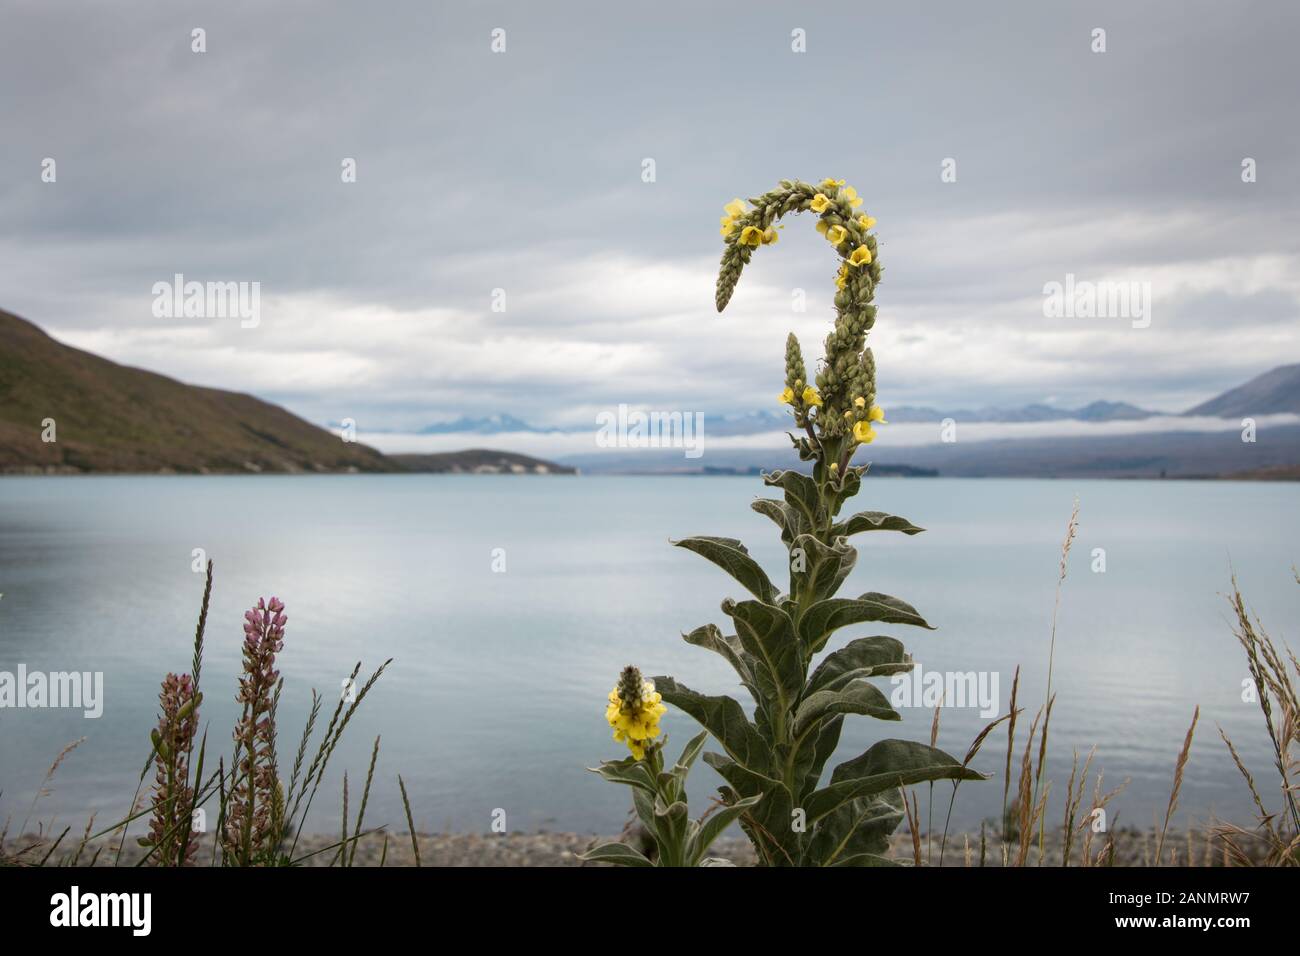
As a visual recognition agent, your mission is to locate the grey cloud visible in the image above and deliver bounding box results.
[0,0,1296,431]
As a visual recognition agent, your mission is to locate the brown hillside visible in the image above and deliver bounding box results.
[0,309,397,474]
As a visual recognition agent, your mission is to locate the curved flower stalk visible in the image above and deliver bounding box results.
[652,179,985,866]
[586,666,761,867]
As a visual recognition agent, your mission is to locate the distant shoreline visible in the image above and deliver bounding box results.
[3,468,1297,481]
[12,824,1264,867]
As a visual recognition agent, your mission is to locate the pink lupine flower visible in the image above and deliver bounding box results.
[223,596,287,865]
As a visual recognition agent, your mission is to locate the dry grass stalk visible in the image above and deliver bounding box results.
[347,736,381,867]
[903,788,923,866]
[1078,770,1128,867]
[1217,576,1299,865]
[398,774,421,867]
[1061,746,1096,866]
[1014,706,1043,867]
[1001,665,1021,865]
[16,737,85,841]
[1155,706,1199,865]
[939,709,1013,865]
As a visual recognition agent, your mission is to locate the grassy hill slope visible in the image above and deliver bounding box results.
[0,310,396,474]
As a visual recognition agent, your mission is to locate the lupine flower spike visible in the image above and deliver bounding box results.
[223,596,287,864]
[144,672,201,865]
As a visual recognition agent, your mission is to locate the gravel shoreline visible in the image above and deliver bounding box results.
[7,824,1263,866]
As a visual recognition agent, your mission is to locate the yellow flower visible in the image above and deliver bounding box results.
[810,193,831,213]
[723,198,748,219]
[835,265,848,290]
[761,227,779,245]
[825,224,848,246]
[853,396,866,408]
[739,225,764,246]
[605,671,666,760]
[848,245,873,268]
[779,386,795,405]
[841,186,864,209]
[869,405,887,423]
[820,178,845,188]
[857,214,877,230]
[802,386,823,407]
[853,420,876,444]
[720,199,749,239]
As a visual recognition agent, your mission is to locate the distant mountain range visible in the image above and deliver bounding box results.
[1185,364,1300,417]
[560,425,1299,480]
[413,365,1300,436]
[883,399,1157,424]
[561,365,1300,478]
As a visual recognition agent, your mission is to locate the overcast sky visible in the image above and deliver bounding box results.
[2,0,1297,434]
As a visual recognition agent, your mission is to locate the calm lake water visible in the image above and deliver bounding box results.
[1,475,1297,839]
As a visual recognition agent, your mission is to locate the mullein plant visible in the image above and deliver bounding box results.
[583,666,761,866]
[595,178,983,867]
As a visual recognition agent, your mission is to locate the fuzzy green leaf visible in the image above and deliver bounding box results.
[805,739,985,823]
[703,750,774,795]
[674,730,710,776]
[579,841,654,867]
[704,752,798,866]
[831,510,925,537]
[826,467,863,519]
[791,533,858,606]
[631,785,658,833]
[673,536,776,603]
[803,789,905,865]
[805,636,912,697]
[681,624,763,706]
[763,470,820,530]
[688,793,762,865]
[751,498,806,546]
[676,629,777,737]
[588,755,657,792]
[652,677,773,775]
[799,592,933,653]
[654,795,690,865]
[723,599,804,719]
[794,680,900,737]
[795,714,845,797]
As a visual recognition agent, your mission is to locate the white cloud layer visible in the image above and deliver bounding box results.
[2,0,1297,434]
